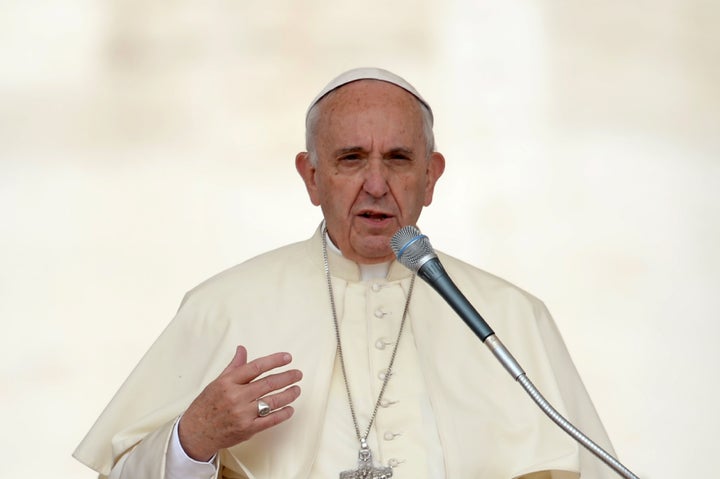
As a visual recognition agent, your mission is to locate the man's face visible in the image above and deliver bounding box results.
[296,80,445,264]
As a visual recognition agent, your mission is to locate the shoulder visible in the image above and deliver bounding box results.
[428,252,558,349]
[178,235,320,308]
[436,250,547,312]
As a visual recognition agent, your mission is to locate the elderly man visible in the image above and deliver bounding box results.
[74,68,615,478]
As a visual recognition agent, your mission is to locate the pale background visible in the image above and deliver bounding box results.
[1,1,718,478]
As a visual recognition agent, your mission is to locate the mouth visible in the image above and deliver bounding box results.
[358,210,393,222]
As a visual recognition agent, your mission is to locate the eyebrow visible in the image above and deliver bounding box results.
[333,146,365,156]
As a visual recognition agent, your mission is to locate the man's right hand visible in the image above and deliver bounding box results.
[177,345,303,461]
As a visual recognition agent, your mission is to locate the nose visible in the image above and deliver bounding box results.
[362,158,390,198]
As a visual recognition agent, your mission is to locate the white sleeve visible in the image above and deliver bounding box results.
[166,417,218,479]
[105,417,220,479]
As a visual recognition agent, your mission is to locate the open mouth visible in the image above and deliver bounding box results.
[360,212,391,220]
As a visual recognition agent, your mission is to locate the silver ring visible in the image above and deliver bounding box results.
[257,399,271,417]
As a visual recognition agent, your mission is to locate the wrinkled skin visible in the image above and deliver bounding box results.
[179,346,302,461]
[296,80,445,264]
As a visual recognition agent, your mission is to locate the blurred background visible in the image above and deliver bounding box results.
[1,1,718,477]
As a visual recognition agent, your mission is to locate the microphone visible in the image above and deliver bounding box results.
[390,225,640,479]
[390,225,523,379]
[390,226,495,342]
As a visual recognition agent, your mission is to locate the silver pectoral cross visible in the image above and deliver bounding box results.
[339,439,393,479]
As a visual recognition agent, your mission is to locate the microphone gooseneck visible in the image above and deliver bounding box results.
[390,225,640,479]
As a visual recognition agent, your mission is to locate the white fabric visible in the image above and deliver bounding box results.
[165,417,217,479]
[311,239,445,476]
[74,225,615,478]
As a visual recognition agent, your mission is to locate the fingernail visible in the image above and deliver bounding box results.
[283,353,292,362]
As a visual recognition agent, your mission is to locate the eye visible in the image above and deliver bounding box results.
[335,152,365,170]
[386,149,414,162]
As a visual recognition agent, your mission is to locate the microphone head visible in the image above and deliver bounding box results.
[390,225,437,272]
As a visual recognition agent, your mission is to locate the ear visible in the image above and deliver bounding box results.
[423,151,446,206]
[295,152,321,206]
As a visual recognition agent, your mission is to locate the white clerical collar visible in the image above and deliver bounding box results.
[324,231,390,280]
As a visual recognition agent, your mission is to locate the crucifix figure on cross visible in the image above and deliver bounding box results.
[339,439,393,479]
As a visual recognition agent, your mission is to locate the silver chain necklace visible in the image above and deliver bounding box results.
[322,225,416,479]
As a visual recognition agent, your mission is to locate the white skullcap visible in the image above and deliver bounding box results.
[306,67,433,124]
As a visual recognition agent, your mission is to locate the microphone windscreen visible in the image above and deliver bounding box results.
[390,226,437,272]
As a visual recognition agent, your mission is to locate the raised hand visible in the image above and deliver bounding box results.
[177,345,303,461]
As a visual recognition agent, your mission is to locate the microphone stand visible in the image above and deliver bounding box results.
[484,334,639,479]
[390,226,640,478]
[424,260,639,478]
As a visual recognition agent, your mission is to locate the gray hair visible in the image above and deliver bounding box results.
[305,91,436,166]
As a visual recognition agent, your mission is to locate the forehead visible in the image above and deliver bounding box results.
[315,80,425,142]
[319,80,422,116]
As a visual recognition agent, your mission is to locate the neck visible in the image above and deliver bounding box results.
[324,231,390,280]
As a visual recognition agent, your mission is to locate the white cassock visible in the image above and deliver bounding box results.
[74,225,616,478]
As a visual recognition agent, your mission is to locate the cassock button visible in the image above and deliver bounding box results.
[374,309,387,319]
[383,431,401,441]
[388,458,405,468]
[379,398,398,408]
[377,369,392,381]
[371,283,382,292]
[375,338,393,350]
